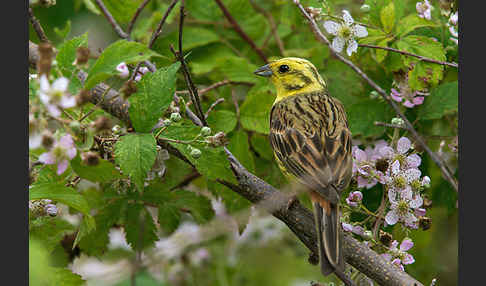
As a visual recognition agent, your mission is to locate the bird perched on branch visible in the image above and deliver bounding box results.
[254,57,352,276]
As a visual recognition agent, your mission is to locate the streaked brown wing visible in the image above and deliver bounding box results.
[269,95,353,204]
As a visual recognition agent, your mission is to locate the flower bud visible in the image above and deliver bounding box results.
[369,90,379,99]
[190,148,202,159]
[81,151,100,166]
[419,216,432,231]
[45,204,58,217]
[391,117,405,126]
[163,119,172,127]
[76,89,91,106]
[200,126,211,136]
[379,230,392,247]
[93,116,112,132]
[74,47,90,66]
[360,4,371,12]
[69,121,82,135]
[363,230,373,240]
[41,131,54,149]
[205,132,228,147]
[37,42,54,76]
[112,124,122,135]
[170,112,182,122]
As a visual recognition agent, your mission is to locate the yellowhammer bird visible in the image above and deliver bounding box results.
[254,57,353,276]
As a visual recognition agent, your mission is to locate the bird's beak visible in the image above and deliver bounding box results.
[253,64,273,77]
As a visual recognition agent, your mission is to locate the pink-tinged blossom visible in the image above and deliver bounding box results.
[346,191,363,207]
[341,223,366,237]
[390,88,425,108]
[342,222,353,232]
[38,75,76,117]
[38,134,77,175]
[134,66,150,81]
[382,238,415,270]
[116,62,129,78]
[352,141,389,189]
[416,0,432,20]
[385,187,423,226]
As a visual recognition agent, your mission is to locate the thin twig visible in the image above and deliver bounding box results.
[205,98,225,119]
[170,0,207,126]
[94,0,129,39]
[213,0,268,63]
[127,0,152,35]
[28,7,49,43]
[148,0,179,49]
[359,44,458,68]
[249,0,285,56]
[295,1,458,192]
[175,80,253,96]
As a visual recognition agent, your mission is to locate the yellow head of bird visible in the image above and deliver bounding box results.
[254,57,326,102]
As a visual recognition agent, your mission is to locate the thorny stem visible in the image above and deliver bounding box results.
[94,0,129,39]
[295,1,458,193]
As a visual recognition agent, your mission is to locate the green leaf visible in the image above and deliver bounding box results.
[174,189,214,224]
[78,199,127,256]
[54,20,71,40]
[102,0,146,23]
[84,40,160,89]
[240,82,276,134]
[206,110,238,134]
[395,35,446,66]
[71,154,124,183]
[347,99,395,137]
[83,0,101,15]
[161,120,236,183]
[73,215,96,248]
[228,129,255,173]
[124,203,158,250]
[408,61,444,90]
[29,217,75,253]
[129,62,180,132]
[48,267,85,286]
[114,133,158,190]
[418,81,458,120]
[380,2,395,33]
[375,38,392,63]
[214,56,260,83]
[250,133,274,161]
[396,14,438,38]
[157,205,181,234]
[30,183,90,215]
[181,27,220,50]
[56,33,88,94]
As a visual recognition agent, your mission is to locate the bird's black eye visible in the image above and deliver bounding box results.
[278,64,290,73]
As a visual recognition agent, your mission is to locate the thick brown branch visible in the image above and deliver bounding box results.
[213,0,268,63]
[28,7,49,43]
[295,1,458,193]
[30,40,422,286]
[359,44,458,68]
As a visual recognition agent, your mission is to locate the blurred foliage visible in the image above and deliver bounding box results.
[29,0,457,285]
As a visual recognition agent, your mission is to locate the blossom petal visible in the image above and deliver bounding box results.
[52,77,69,92]
[402,253,415,265]
[413,96,424,105]
[404,213,418,224]
[391,160,400,175]
[400,239,414,251]
[67,147,77,159]
[403,168,421,183]
[390,88,403,102]
[414,208,426,217]
[57,160,69,175]
[38,91,50,104]
[46,104,61,117]
[390,240,399,250]
[346,39,358,56]
[59,134,74,148]
[385,209,399,225]
[409,194,423,209]
[39,75,50,92]
[342,10,354,25]
[406,154,421,168]
[39,152,56,164]
[353,25,368,38]
[403,100,415,108]
[353,148,367,162]
[342,222,353,232]
[29,134,42,149]
[323,21,340,35]
[381,253,392,261]
[397,137,412,154]
[380,146,395,159]
[332,36,345,53]
[60,96,77,108]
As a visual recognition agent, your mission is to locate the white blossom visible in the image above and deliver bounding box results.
[323,10,368,56]
[38,75,76,117]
